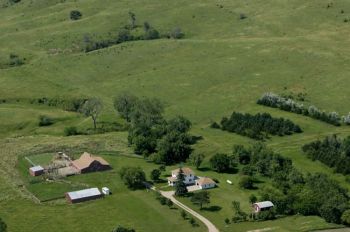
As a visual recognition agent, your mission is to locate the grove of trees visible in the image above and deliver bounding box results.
[220,112,302,140]
[119,166,146,189]
[302,134,350,175]
[114,93,193,165]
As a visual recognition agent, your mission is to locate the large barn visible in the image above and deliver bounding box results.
[71,152,110,173]
[65,188,102,204]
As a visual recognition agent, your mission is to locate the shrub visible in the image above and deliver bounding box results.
[238,176,254,189]
[112,225,135,232]
[38,115,54,126]
[119,166,146,189]
[170,27,184,39]
[64,126,79,136]
[70,10,82,20]
[239,13,247,20]
[8,54,24,67]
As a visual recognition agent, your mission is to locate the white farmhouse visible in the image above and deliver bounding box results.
[168,167,195,186]
[195,177,216,189]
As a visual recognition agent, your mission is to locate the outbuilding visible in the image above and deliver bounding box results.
[65,188,103,204]
[29,165,44,176]
[195,177,216,189]
[71,152,110,173]
[252,201,274,213]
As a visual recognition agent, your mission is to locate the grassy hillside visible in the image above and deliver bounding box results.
[1,0,350,231]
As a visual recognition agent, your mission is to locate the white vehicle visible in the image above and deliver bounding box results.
[226,180,232,185]
[102,187,110,195]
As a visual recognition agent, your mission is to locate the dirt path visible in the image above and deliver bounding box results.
[160,190,219,232]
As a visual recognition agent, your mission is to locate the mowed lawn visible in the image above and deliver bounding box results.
[1,0,350,231]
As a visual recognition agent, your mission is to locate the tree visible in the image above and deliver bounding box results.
[341,209,350,225]
[170,27,184,39]
[128,11,136,28]
[166,198,173,208]
[181,210,187,219]
[174,168,188,196]
[112,225,135,232]
[188,153,204,169]
[233,145,251,165]
[114,93,139,122]
[157,131,192,165]
[38,115,54,126]
[209,153,235,173]
[191,191,210,209]
[249,194,257,204]
[0,218,6,232]
[119,166,146,189]
[150,169,161,182]
[80,98,103,130]
[239,176,254,189]
[231,201,248,223]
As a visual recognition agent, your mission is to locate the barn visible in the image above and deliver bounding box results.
[71,152,110,173]
[252,201,274,213]
[65,188,102,204]
[29,165,44,176]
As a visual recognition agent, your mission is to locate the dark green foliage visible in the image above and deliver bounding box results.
[8,54,24,67]
[191,191,210,209]
[302,135,350,175]
[238,176,254,189]
[143,22,160,40]
[38,115,54,126]
[341,209,350,225]
[0,218,6,232]
[8,0,21,4]
[31,97,87,112]
[254,209,276,221]
[112,225,135,232]
[180,210,187,219]
[231,201,248,223]
[157,131,192,165]
[64,126,79,136]
[249,194,257,204]
[221,112,302,140]
[128,11,136,29]
[188,153,204,169]
[224,218,230,225]
[174,168,188,196]
[210,121,220,129]
[239,13,247,20]
[150,169,161,182]
[257,92,341,126]
[70,10,82,20]
[209,153,235,173]
[233,145,250,164]
[119,166,146,190]
[166,198,173,208]
[189,217,196,226]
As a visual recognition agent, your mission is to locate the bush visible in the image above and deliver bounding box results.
[169,27,184,39]
[119,166,146,189]
[64,126,79,136]
[112,225,135,232]
[70,10,82,20]
[38,115,54,126]
[8,54,24,67]
[210,153,235,173]
[238,176,254,189]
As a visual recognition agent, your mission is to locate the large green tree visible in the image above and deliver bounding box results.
[209,153,235,173]
[174,168,188,196]
[119,166,146,190]
[188,153,204,169]
[114,93,139,122]
[191,191,210,209]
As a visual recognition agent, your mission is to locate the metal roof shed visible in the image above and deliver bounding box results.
[29,165,44,176]
[65,188,102,204]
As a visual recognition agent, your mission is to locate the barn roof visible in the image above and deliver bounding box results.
[29,165,44,172]
[196,177,216,186]
[66,188,101,200]
[172,167,194,176]
[72,152,109,170]
[254,201,274,208]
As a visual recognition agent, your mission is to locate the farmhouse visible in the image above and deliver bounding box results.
[195,177,216,189]
[71,152,110,173]
[253,201,274,213]
[168,167,195,186]
[29,165,44,176]
[65,187,103,204]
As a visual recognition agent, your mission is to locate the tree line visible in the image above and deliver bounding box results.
[84,12,184,52]
[302,134,350,175]
[257,92,345,126]
[233,143,350,224]
[218,111,302,140]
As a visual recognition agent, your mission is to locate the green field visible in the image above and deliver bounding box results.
[1,0,350,231]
